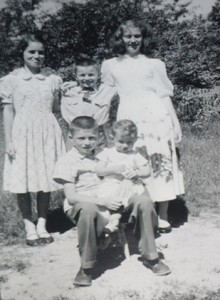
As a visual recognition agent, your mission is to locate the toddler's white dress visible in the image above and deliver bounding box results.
[0,68,66,193]
[101,54,184,202]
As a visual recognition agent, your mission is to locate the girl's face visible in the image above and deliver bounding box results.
[122,26,142,57]
[23,41,45,72]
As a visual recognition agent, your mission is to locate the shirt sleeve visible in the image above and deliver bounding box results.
[53,154,77,184]
[92,84,117,125]
[0,74,14,105]
[61,89,83,124]
[101,59,116,88]
[134,152,149,168]
[151,59,174,99]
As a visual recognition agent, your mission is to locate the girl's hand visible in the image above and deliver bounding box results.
[61,81,78,94]
[5,142,15,160]
[173,121,182,144]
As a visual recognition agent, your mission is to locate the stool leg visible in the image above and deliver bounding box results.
[118,224,130,259]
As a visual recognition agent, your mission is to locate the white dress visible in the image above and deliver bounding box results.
[0,68,66,193]
[101,54,184,202]
[96,147,148,207]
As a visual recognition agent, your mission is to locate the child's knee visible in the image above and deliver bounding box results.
[138,195,154,212]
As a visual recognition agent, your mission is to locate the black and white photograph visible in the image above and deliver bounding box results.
[0,0,220,299]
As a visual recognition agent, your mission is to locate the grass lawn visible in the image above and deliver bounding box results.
[1,109,220,244]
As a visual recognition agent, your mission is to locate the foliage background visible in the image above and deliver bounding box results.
[0,0,220,125]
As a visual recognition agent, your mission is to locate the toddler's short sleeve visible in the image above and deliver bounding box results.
[0,74,14,105]
[96,148,109,163]
[151,59,174,99]
[134,152,149,168]
[101,59,116,88]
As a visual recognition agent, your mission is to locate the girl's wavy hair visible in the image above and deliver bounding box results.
[16,32,45,63]
[109,19,154,56]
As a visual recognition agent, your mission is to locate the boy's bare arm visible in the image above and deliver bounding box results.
[122,165,150,180]
[64,182,122,210]
[95,161,126,177]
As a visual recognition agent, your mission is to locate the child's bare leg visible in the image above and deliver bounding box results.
[104,213,121,233]
[158,201,171,233]
[17,193,39,245]
[36,191,54,243]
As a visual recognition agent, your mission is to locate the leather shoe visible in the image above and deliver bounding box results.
[73,268,92,286]
[143,259,171,276]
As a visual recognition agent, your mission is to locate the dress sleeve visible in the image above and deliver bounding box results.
[0,74,14,105]
[93,84,117,125]
[101,59,116,88]
[151,59,174,99]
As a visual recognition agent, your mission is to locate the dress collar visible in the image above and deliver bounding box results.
[11,67,51,81]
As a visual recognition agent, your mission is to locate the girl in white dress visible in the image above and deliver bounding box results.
[101,20,184,232]
[0,34,66,245]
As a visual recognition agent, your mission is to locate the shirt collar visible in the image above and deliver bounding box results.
[69,146,98,161]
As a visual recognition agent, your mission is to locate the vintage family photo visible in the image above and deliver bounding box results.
[0,0,220,299]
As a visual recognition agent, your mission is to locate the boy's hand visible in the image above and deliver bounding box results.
[122,168,137,179]
[61,81,78,94]
[103,198,122,211]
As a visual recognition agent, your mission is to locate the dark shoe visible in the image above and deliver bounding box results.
[158,226,172,234]
[26,238,40,247]
[143,259,171,276]
[73,268,92,286]
[98,233,112,250]
[39,235,54,244]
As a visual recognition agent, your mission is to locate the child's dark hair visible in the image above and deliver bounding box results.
[69,116,99,135]
[113,119,138,141]
[109,19,153,55]
[17,32,45,60]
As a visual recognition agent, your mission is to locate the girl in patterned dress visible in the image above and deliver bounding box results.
[101,20,184,233]
[0,34,66,245]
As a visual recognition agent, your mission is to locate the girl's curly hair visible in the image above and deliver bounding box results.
[109,19,154,56]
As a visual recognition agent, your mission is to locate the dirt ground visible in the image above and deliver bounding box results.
[1,212,220,300]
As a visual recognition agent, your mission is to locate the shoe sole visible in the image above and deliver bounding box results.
[158,227,172,234]
[154,269,171,276]
[73,281,92,287]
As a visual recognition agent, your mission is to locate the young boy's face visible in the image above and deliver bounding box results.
[71,128,99,156]
[76,65,99,90]
[114,133,136,154]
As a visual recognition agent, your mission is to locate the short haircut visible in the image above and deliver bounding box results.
[69,116,99,135]
[109,19,154,56]
[74,58,99,72]
[113,119,138,141]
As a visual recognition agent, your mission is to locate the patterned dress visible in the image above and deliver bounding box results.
[101,54,184,202]
[0,68,66,193]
